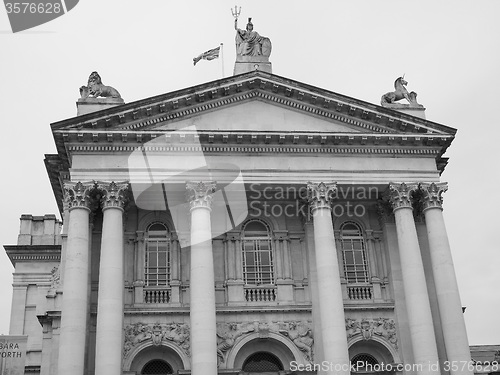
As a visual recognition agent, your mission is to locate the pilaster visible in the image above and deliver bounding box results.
[226,231,245,304]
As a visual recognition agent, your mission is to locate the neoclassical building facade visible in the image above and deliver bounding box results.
[4,68,477,375]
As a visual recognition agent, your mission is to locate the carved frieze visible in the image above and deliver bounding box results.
[50,265,61,289]
[278,321,314,363]
[216,321,314,365]
[123,322,190,359]
[345,318,398,349]
[217,322,255,364]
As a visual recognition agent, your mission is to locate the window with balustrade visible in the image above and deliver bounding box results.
[339,221,374,299]
[144,223,171,287]
[241,220,275,286]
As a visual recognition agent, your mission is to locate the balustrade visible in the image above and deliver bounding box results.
[347,284,373,300]
[144,287,171,303]
[244,286,277,302]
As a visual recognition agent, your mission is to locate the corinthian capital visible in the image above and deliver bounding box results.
[97,181,129,210]
[307,182,337,212]
[186,181,216,210]
[420,182,448,211]
[388,182,419,211]
[63,181,95,210]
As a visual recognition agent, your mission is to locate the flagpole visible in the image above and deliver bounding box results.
[220,43,225,78]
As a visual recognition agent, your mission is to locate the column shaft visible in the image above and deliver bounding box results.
[307,182,350,375]
[313,207,350,373]
[422,183,472,375]
[94,181,128,375]
[58,207,90,375]
[94,207,124,375]
[188,181,217,375]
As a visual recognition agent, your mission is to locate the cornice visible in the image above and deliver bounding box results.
[57,128,451,155]
[4,245,61,266]
[65,143,443,156]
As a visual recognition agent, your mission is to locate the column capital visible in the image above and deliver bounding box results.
[306,181,337,213]
[420,182,448,212]
[96,181,129,211]
[388,182,419,211]
[186,181,216,210]
[63,181,95,211]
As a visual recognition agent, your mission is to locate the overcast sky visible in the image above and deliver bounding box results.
[0,0,499,345]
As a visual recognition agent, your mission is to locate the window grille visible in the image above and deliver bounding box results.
[242,351,284,372]
[145,223,171,287]
[351,353,379,370]
[340,222,370,283]
[241,220,275,285]
[141,359,173,374]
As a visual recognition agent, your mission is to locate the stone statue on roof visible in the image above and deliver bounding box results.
[234,17,272,58]
[381,76,422,108]
[79,71,121,99]
[231,7,273,74]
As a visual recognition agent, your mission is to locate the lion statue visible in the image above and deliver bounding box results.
[79,71,121,99]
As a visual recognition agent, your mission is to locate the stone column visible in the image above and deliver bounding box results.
[187,181,217,375]
[303,217,324,364]
[94,182,128,375]
[421,182,473,375]
[307,182,350,375]
[389,183,440,375]
[58,182,94,375]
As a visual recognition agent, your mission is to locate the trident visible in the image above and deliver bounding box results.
[231,5,241,20]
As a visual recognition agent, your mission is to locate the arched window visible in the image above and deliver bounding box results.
[141,359,173,374]
[145,223,171,287]
[242,351,284,372]
[351,353,379,372]
[241,220,275,285]
[340,222,369,284]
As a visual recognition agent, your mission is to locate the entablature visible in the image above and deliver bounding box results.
[4,245,61,266]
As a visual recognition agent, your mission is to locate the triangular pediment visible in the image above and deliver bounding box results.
[51,71,456,137]
[152,99,363,133]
